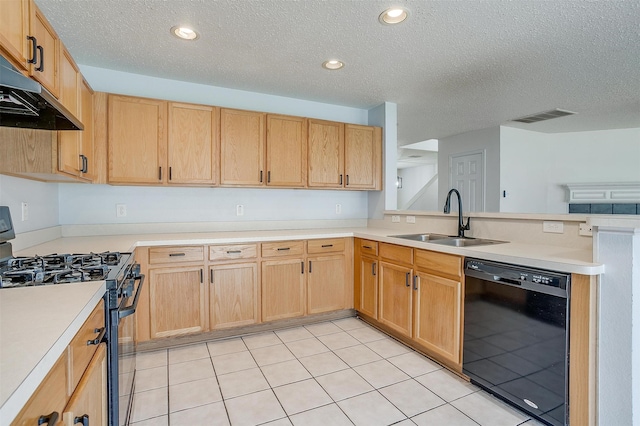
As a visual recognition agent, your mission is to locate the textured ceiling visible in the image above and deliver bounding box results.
[35,0,640,146]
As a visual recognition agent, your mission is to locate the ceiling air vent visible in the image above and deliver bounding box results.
[511,109,576,124]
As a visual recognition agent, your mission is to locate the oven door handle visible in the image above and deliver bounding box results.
[118,274,144,319]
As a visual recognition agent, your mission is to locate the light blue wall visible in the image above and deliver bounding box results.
[0,175,59,234]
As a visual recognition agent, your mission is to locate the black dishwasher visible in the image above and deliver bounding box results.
[463,258,570,426]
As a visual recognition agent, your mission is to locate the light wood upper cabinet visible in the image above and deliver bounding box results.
[149,265,207,338]
[344,124,382,190]
[266,114,307,187]
[379,261,413,338]
[413,271,462,365]
[108,95,167,184]
[29,3,59,97]
[220,108,266,186]
[57,46,83,179]
[79,79,96,181]
[168,103,219,185]
[307,119,345,188]
[0,0,31,71]
[58,44,80,118]
[210,262,259,329]
[262,258,305,322]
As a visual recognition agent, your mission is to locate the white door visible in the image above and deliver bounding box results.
[449,152,484,212]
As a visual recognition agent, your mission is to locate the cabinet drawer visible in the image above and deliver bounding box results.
[379,243,413,265]
[149,246,204,264]
[261,241,305,258]
[210,244,258,261]
[67,301,105,394]
[307,238,345,254]
[12,351,68,426]
[358,239,378,256]
[414,249,463,278]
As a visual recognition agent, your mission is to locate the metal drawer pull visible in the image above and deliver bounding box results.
[87,327,105,346]
[169,253,186,257]
[74,414,89,426]
[38,412,59,425]
[405,272,410,287]
[226,250,242,254]
[277,247,290,251]
[363,245,372,249]
[321,244,333,248]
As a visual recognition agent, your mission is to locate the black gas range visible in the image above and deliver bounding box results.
[0,206,143,426]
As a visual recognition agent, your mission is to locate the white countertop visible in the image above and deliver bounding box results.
[0,281,106,425]
[17,227,603,275]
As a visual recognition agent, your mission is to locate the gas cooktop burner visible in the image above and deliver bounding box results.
[0,251,124,288]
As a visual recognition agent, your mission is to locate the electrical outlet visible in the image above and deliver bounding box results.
[116,204,127,217]
[543,221,564,234]
[391,215,400,223]
[406,216,416,224]
[21,202,28,221]
[579,223,593,236]
[335,204,342,214]
[236,205,244,216]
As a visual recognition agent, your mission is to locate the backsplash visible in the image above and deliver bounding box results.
[569,203,639,215]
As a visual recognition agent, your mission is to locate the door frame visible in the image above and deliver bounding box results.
[448,149,486,212]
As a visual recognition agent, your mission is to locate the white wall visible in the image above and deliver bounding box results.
[397,164,438,210]
[500,126,640,213]
[438,126,501,212]
[367,102,398,219]
[0,175,59,233]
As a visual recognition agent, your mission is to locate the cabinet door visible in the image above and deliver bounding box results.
[262,258,305,321]
[357,256,378,319]
[266,114,306,187]
[220,108,265,186]
[30,4,59,97]
[379,262,413,338]
[108,95,167,184]
[57,45,82,178]
[344,124,382,190]
[210,262,259,329]
[307,255,345,314]
[168,103,218,185]
[413,272,462,365]
[62,345,108,426]
[58,44,80,118]
[0,0,30,70]
[307,119,344,188]
[149,266,206,338]
[79,79,96,181]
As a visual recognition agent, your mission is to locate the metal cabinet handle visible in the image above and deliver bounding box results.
[309,260,312,273]
[372,262,376,276]
[301,261,304,274]
[260,170,263,183]
[226,250,242,254]
[74,414,89,426]
[87,327,105,346]
[321,244,333,248]
[405,272,410,287]
[79,155,88,173]
[27,36,37,64]
[277,247,290,251]
[168,253,186,257]
[38,412,59,425]
[339,174,343,185]
[413,275,418,290]
[267,171,271,183]
[346,175,350,185]
[35,45,44,72]
[200,269,204,283]
[169,166,172,181]
[158,166,162,180]
[210,269,213,283]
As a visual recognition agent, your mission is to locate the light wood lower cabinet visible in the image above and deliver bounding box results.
[378,261,413,338]
[413,271,462,365]
[210,262,259,329]
[149,266,206,338]
[307,255,345,314]
[62,344,107,426]
[261,258,306,322]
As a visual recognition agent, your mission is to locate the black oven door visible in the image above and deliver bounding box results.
[116,269,144,426]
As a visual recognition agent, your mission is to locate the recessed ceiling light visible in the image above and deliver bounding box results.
[322,60,344,70]
[171,26,199,40]
[379,7,409,25]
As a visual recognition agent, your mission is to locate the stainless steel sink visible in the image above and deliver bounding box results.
[430,237,507,247]
[391,234,507,247]
[391,233,450,242]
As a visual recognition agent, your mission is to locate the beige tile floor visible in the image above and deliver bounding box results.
[130,318,546,426]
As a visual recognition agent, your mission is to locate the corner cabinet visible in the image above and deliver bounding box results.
[344,124,382,190]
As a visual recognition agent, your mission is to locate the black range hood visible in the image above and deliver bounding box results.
[0,55,83,131]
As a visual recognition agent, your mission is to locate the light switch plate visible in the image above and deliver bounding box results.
[116,204,127,218]
[236,205,244,216]
[335,204,342,214]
